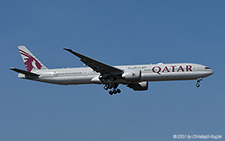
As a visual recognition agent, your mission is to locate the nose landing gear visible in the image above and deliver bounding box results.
[196,78,203,87]
[196,83,200,87]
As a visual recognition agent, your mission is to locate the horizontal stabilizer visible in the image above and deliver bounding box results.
[10,68,39,77]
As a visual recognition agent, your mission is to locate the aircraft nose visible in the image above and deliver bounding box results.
[209,69,214,75]
[206,69,214,76]
[204,66,214,76]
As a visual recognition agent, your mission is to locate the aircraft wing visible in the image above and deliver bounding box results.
[63,48,123,75]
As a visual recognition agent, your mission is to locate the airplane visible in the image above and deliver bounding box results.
[10,46,214,95]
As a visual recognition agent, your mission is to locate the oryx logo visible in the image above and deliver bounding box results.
[19,49,42,72]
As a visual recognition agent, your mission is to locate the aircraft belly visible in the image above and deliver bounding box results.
[142,72,206,81]
[38,76,94,85]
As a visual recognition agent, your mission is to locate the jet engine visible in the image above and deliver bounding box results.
[128,81,148,91]
[122,70,141,82]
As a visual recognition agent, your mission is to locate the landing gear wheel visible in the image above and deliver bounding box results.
[104,82,121,95]
[113,89,117,94]
[104,85,108,90]
[196,83,200,87]
[109,91,113,95]
[109,85,113,89]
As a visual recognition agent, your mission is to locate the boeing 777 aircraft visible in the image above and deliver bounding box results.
[10,46,214,95]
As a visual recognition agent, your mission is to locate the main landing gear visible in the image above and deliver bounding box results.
[196,78,203,87]
[104,84,121,95]
[99,75,121,95]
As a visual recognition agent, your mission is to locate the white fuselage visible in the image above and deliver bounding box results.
[18,63,214,85]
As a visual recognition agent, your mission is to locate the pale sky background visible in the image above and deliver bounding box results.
[1,0,225,140]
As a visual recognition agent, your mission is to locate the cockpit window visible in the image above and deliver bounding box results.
[205,67,210,69]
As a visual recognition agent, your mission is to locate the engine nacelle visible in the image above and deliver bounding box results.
[128,81,148,91]
[122,70,141,82]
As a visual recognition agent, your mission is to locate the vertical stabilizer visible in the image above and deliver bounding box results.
[18,46,48,72]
